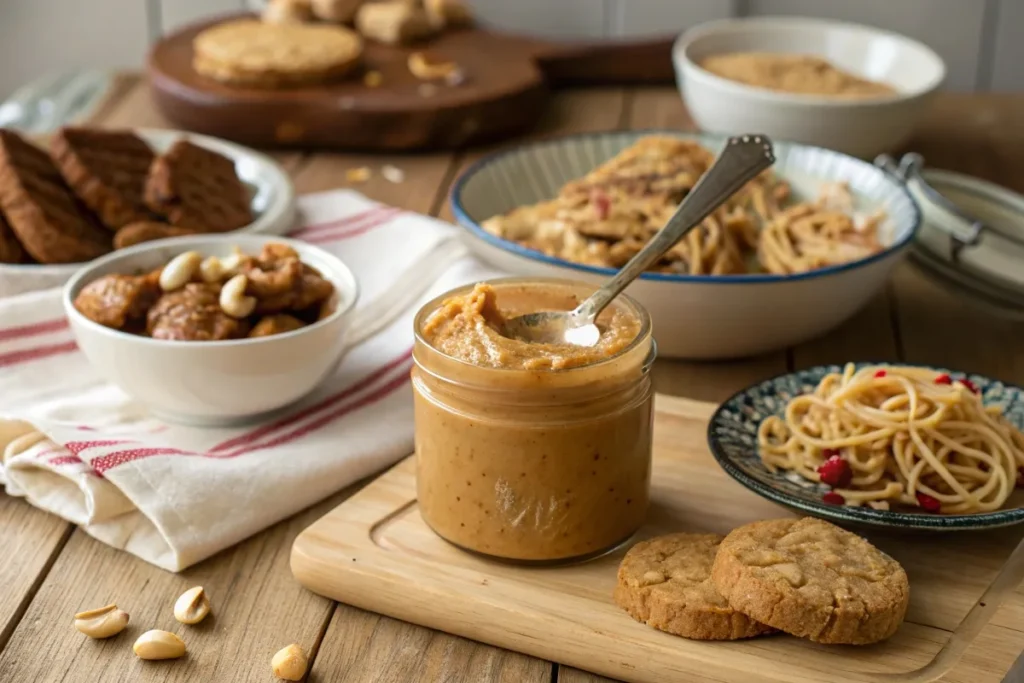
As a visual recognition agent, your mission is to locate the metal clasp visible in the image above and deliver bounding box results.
[875,153,985,263]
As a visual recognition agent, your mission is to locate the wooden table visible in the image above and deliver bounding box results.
[1,76,1023,682]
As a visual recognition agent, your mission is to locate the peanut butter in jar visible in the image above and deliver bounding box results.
[412,279,655,564]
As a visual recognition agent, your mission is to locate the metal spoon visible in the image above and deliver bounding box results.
[503,134,776,347]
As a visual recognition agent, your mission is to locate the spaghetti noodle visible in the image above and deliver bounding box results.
[481,137,884,277]
[757,364,1024,513]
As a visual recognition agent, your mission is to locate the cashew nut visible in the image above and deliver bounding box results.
[74,604,130,639]
[408,51,460,81]
[173,586,211,625]
[219,274,257,319]
[271,643,308,681]
[199,256,225,283]
[159,251,202,291]
[134,630,186,660]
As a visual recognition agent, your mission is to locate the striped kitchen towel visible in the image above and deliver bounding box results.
[0,189,502,572]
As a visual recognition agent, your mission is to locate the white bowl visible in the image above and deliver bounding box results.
[1,128,298,298]
[674,17,946,159]
[450,131,920,360]
[62,234,358,426]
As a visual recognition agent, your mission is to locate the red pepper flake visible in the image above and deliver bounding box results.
[822,492,845,506]
[816,455,853,488]
[959,378,980,394]
[590,189,611,221]
[934,373,952,385]
[916,492,941,513]
[873,370,887,378]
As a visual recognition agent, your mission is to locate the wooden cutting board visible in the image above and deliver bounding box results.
[147,14,674,151]
[291,395,1024,683]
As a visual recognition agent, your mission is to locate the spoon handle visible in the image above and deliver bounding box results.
[572,134,776,325]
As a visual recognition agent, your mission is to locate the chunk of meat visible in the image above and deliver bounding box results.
[147,282,248,341]
[248,314,306,338]
[257,242,299,266]
[74,273,161,329]
[245,256,303,299]
[292,268,335,310]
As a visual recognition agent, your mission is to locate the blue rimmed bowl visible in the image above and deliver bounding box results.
[707,363,1024,531]
[450,130,919,359]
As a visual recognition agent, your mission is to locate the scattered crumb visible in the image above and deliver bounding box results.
[445,69,466,86]
[363,70,383,88]
[346,167,372,183]
[381,165,405,184]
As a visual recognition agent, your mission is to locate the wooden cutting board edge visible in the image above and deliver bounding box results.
[290,394,1024,683]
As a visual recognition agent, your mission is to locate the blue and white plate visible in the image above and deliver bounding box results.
[707,363,1024,530]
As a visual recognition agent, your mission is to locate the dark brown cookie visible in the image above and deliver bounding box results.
[113,221,200,250]
[0,208,27,263]
[0,129,111,264]
[145,140,253,232]
[51,127,156,230]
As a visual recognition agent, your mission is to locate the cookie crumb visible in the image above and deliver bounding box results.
[346,167,372,183]
[381,165,404,184]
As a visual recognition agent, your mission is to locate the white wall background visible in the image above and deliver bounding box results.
[0,0,1020,97]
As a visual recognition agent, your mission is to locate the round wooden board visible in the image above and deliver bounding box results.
[147,14,675,151]
[148,15,552,151]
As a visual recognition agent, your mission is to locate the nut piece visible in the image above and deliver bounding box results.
[424,0,473,28]
[272,643,308,681]
[219,274,257,319]
[355,1,437,45]
[408,52,460,81]
[346,167,372,183]
[199,256,226,283]
[262,0,313,24]
[311,0,362,22]
[159,251,203,291]
[133,630,186,660]
[174,586,211,625]
[74,604,130,639]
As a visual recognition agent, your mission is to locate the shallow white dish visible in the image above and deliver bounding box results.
[2,128,297,298]
[63,234,358,427]
[674,17,945,159]
[450,130,920,359]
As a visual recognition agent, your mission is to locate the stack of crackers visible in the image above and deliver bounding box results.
[615,517,910,645]
[0,127,252,265]
[192,0,472,90]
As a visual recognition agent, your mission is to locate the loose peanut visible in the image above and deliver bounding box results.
[159,251,202,291]
[408,52,460,81]
[133,630,186,660]
[173,586,211,625]
[271,643,308,681]
[74,604,130,639]
[219,274,257,319]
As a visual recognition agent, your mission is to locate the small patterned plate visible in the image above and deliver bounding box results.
[706,363,1024,531]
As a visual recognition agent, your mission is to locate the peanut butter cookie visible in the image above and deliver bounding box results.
[711,518,909,645]
[193,19,363,88]
[615,533,774,641]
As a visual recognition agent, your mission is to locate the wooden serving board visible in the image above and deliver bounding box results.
[147,14,673,151]
[291,395,1024,683]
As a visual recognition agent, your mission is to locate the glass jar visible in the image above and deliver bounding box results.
[412,278,655,564]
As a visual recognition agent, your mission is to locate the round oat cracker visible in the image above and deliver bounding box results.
[193,20,363,88]
[614,533,774,640]
[711,518,909,645]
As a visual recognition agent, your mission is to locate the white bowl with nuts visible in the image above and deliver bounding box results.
[63,235,359,426]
